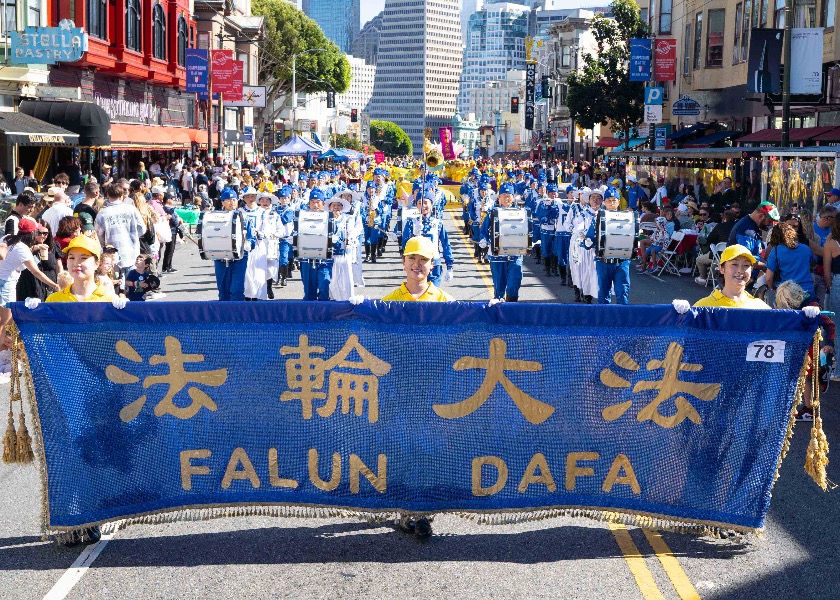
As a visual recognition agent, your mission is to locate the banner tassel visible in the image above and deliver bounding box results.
[805,329,832,489]
[2,408,17,464]
[15,407,33,463]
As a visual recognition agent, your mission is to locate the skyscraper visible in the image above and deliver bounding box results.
[302,0,360,54]
[457,3,530,115]
[369,0,462,153]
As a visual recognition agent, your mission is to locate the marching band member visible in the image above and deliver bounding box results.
[526,179,545,264]
[399,190,454,287]
[573,188,603,303]
[213,187,248,301]
[336,187,365,291]
[460,169,479,234]
[362,181,385,263]
[554,185,574,286]
[373,168,395,258]
[299,189,332,301]
[468,182,490,264]
[537,184,560,276]
[258,191,283,299]
[274,186,296,287]
[327,194,355,301]
[241,187,269,301]
[479,183,524,303]
[586,188,631,304]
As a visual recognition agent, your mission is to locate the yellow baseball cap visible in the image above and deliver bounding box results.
[64,235,102,260]
[719,244,756,265]
[403,236,436,259]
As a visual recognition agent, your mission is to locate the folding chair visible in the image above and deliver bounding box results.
[706,242,728,287]
[653,231,685,276]
[676,232,698,273]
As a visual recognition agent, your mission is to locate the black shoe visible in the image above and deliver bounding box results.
[59,531,81,547]
[371,254,377,263]
[574,287,582,302]
[81,526,101,545]
[280,278,287,287]
[414,517,432,539]
[505,295,518,302]
[399,518,416,534]
[267,280,275,300]
[164,268,178,273]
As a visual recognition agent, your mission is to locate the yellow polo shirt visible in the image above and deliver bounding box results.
[382,282,455,302]
[46,284,114,303]
[693,289,771,309]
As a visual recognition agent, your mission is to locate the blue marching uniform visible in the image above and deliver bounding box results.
[553,199,573,285]
[536,198,560,275]
[299,211,340,301]
[402,214,454,287]
[585,192,631,305]
[480,212,523,301]
[274,201,296,286]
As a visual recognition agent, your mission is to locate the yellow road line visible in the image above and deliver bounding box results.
[609,524,666,600]
[448,208,495,294]
[643,529,701,600]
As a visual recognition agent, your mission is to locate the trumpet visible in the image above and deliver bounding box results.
[367,208,376,228]
[426,148,444,170]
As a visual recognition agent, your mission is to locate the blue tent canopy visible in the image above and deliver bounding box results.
[270,134,323,156]
[319,148,364,162]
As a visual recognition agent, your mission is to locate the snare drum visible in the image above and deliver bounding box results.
[295,210,334,260]
[197,210,245,261]
[489,207,532,256]
[595,209,638,260]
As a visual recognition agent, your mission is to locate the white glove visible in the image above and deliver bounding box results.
[24,297,40,310]
[803,305,821,319]
[444,268,453,283]
[112,297,128,310]
[478,239,488,249]
[584,238,593,249]
[672,299,691,315]
[387,231,397,242]
[488,298,504,306]
[348,294,365,305]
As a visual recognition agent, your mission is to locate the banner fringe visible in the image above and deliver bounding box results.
[2,408,17,464]
[42,502,759,543]
[803,329,832,490]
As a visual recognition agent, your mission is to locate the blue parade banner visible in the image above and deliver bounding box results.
[11,302,817,535]
[185,49,209,95]
[630,39,652,82]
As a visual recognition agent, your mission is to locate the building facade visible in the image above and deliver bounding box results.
[369,0,462,153]
[352,11,382,66]
[303,0,360,54]
[457,2,530,115]
[452,112,481,157]
[337,55,376,112]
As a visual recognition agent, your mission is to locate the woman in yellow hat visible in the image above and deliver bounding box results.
[382,236,454,302]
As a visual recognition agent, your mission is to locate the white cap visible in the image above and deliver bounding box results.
[151,185,167,195]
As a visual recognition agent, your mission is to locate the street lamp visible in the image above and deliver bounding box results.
[291,48,328,134]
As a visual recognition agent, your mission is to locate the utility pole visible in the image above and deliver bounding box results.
[781,0,792,147]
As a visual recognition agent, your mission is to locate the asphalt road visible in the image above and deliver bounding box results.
[0,208,837,600]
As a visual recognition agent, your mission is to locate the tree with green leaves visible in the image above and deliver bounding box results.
[331,134,363,151]
[566,0,648,145]
[252,0,351,126]
[370,120,412,156]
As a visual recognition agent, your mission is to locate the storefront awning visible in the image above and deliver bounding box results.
[109,124,178,150]
[738,126,840,144]
[668,123,707,141]
[612,138,647,152]
[190,129,209,147]
[0,111,79,146]
[683,130,743,148]
[19,100,110,147]
[595,137,622,148]
[169,128,192,148]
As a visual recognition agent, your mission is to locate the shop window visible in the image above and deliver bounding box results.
[87,0,106,39]
[706,9,725,67]
[126,0,141,52]
[28,1,40,26]
[683,23,691,75]
[152,3,166,60]
[824,0,836,26]
[660,0,672,34]
[178,17,188,66]
[733,3,743,64]
[2,0,15,34]
[741,0,751,62]
[794,0,817,26]
[693,12,703,69]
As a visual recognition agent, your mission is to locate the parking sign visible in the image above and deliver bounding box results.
[644,87,664,105]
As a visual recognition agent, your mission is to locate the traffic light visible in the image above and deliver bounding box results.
[351,108,358,122]
[511,97,519,113]
[541,76,552,98]
[326,90,335,109]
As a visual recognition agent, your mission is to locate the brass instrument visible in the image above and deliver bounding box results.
[367,207,376,228]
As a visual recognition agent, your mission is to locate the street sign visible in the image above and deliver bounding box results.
[243,126,253,143]
[671,95,701,116]
[525,63,536,130]
[360,111,370,144]
[654,127,667,150]
[644,87,664,105]
[9,20,88,65]
[644,105,662,124]
[637,124,650,137]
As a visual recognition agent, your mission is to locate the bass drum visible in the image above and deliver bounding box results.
[295,210,334,260]
[197,210,245,261]
[490,207,532,256]
[595,209,638,260]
